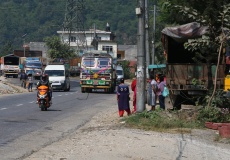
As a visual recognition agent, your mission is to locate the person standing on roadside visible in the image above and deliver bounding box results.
[157,75,166,110]
[20,70,28,89]
[131,77,137,113]
[116,78,131,117]
[148,74,158,111]
[27,73,33,92]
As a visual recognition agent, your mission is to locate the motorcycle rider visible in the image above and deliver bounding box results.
[36,74,52,103]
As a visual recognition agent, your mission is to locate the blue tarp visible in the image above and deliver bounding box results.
[148,64,166,69]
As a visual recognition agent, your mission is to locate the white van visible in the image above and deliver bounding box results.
[44,64,70,91]
[116,65,124,85]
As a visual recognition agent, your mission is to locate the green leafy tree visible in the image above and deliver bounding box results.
[163,1,230,107]
[117,60,132,79]
[0,41,14,57]
[172,2,230,89]
[44,36,76,60]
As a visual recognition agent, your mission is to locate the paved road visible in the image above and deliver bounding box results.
[0,77,117,160]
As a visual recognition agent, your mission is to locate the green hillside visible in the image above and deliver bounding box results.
[0,0,138,56]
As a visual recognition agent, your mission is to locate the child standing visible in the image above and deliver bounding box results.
[27,73,33,92]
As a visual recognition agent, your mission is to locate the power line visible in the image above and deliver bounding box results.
[63,0,87,52]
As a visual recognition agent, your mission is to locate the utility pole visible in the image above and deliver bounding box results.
[136,0,146,112]
[22,33,27,57]
[63,0,87,51]
[145,0,150,79]
[152,1,156,65]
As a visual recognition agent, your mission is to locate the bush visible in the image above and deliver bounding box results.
[124,110,201,132]
[197,106,230,123]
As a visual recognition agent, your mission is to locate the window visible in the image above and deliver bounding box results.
[98,58,111,68]
[102,46,113,53]
[117,54,121,59]
[44,70,64,76]
[83,58,95,67]
[70,36,76,42]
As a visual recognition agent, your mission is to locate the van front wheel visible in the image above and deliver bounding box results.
[67,85,70,91]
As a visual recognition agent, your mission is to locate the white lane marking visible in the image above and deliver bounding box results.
[58,95,62,97]
[0,108,7,110]
[16,104,23,106]
[29,101,35,103]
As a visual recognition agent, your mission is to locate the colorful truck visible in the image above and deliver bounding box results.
[80,50,116,93]
[1,54,20,78]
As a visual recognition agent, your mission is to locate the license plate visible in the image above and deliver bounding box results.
[93,89,104,92]
[93,80,98,85]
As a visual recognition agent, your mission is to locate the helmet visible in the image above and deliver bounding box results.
[45,74,49,80]
[41,74,47,81]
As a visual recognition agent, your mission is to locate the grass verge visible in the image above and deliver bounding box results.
[122,109,204,134]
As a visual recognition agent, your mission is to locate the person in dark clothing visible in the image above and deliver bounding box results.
[116,78,131,117]
[36,74,52,103]
[20,70,28,89]
[157,75,166,110]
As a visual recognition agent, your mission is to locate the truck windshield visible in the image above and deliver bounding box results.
[4,57,19,65]
[83,58,95,67]
[25,62,42,68]
[98,58,111,67]
[44,70,64,76]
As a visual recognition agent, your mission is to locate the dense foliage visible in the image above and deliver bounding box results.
[44,36,75,60]
[0,0,138,56]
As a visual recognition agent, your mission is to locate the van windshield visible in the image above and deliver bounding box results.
[116,70,123,75]
[44,70,64,76]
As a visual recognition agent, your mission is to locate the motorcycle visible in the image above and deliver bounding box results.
[37,85,51,111]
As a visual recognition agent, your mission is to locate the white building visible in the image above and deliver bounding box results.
[56,23,117,59]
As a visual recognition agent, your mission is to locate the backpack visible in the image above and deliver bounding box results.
[162,85,169,97]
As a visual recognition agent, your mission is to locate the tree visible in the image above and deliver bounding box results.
[0,41,14,57]
[164,1,230,107]
[44,36,76,60]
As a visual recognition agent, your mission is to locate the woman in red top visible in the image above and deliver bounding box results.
[131,78,137,113]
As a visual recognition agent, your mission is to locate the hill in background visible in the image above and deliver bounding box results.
[0,0,137,56]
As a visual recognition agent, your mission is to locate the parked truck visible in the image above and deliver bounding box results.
[1,54,20,78]
[80,50,116,93]
[161,22,227,109]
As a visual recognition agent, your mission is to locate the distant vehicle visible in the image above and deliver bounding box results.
[1,54,20,78]
[80,50,116,93]
[116,65,124,85]
[26,69,42,80]
[24,57,42,73]
[44,64,70,91]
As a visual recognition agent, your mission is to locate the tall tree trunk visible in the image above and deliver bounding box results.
[207,62,213,89]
